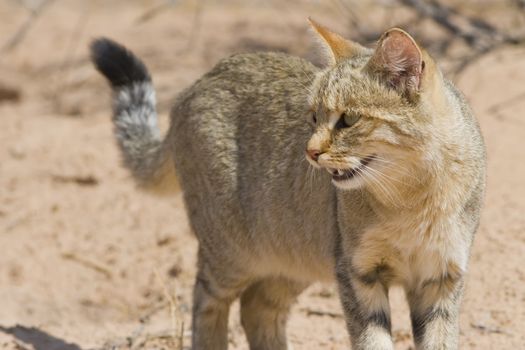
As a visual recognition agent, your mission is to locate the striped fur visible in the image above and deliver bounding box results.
[91,22,485,350]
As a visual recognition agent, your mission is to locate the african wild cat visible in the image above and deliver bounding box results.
[91,19,485,350]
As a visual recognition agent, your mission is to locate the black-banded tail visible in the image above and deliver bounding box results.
[90,38,177,194]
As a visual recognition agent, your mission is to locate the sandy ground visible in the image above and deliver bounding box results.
[0,1,524,349]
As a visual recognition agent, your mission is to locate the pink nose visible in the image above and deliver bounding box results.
[306,149,321,161]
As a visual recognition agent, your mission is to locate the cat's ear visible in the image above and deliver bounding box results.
[365,28,425,99]
[308,18,368,65]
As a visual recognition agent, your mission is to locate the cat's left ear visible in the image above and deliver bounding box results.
[308,18,368,65]
[365,28,429,100]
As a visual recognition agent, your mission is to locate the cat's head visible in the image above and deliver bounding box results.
[305,19,448,195]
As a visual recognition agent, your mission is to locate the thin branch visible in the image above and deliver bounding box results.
[396,0,525,78]
[428,0,497,34]
[52,9,90,114]
[449,44,495,78]
[486,90,525,115]
[1,0,56,53]
[134,0,178,24]
[154,268,184,350]
[61,252,113,279]
[399,0,478,44]
[184,0,205,52]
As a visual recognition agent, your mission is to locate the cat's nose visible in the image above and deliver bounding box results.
[306,149,322,162]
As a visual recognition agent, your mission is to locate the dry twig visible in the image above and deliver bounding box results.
[470,322,510,335]
[397,0,525,76]
[134,0,178,24]
[51,174,99,186]
[61,252,113,279]
[486,90,525,115]
[51,8,91,115]
[154,268,184,350]
[1,0,56,53]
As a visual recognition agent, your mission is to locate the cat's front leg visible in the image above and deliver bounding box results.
[407,269,464,350]
[336,258,394,350]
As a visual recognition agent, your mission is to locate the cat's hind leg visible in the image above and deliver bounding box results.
[240,277,308,350]
[191,250,249,350]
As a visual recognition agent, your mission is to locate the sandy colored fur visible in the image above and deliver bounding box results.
[97,22,485,350]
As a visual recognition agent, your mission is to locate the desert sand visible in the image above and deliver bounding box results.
[0,1,524,349]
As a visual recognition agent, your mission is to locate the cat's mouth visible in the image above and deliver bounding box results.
[327,155,375,182]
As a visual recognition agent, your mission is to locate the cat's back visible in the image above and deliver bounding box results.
[170,51,317,137]
[170,50,322,198]
[170,51,318,175]
[168,52,338,278]
[203,51,317,86]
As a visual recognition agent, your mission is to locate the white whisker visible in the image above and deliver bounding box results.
[351,152,422,186]
[359,165,401,207]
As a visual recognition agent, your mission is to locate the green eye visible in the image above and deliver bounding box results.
[336,112,360,129]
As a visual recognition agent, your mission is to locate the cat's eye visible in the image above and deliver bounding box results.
[336,112,360,129]
[311,112,317,125]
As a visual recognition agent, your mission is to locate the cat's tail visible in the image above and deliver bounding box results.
[90,38,178,194]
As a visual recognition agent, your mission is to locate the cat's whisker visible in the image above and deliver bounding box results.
[304,159,313,190]
[296,80,314,94]
[374,162,423,186]
[292,60,314,81]
[368,175,399,207]
[308,164,316,193]
[362,155,415,178]
[363,163,414,188]
[298,64,314,81]
[366,165,405,197]
[360,166,401,207]
[303,157,321,195]
[350,152,423,185]
[362,165,405,204]
[356,168,393,206]
[323,154,416,189]
[364,156,417,178]
[354,166,384,198]
[283,60,315,95]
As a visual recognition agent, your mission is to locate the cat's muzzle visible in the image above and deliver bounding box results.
[328,155,375,182]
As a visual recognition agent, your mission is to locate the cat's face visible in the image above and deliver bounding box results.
[306,63,424,190]
[305,22,437,192]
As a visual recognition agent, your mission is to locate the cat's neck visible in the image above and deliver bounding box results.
[360,116,473,218]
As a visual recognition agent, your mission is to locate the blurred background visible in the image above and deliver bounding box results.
[0,0,524,349]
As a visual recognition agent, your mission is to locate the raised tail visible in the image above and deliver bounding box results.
[90,38,178,194]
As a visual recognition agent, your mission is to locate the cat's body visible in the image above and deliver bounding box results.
[171,53,337,283]
[91,21,485,350]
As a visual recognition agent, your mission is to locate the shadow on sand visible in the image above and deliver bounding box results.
[0,325,83,350]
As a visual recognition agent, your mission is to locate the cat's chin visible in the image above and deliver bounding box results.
[332,176,366,190]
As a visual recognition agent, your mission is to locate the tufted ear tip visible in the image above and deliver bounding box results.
[308,17,368,65]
